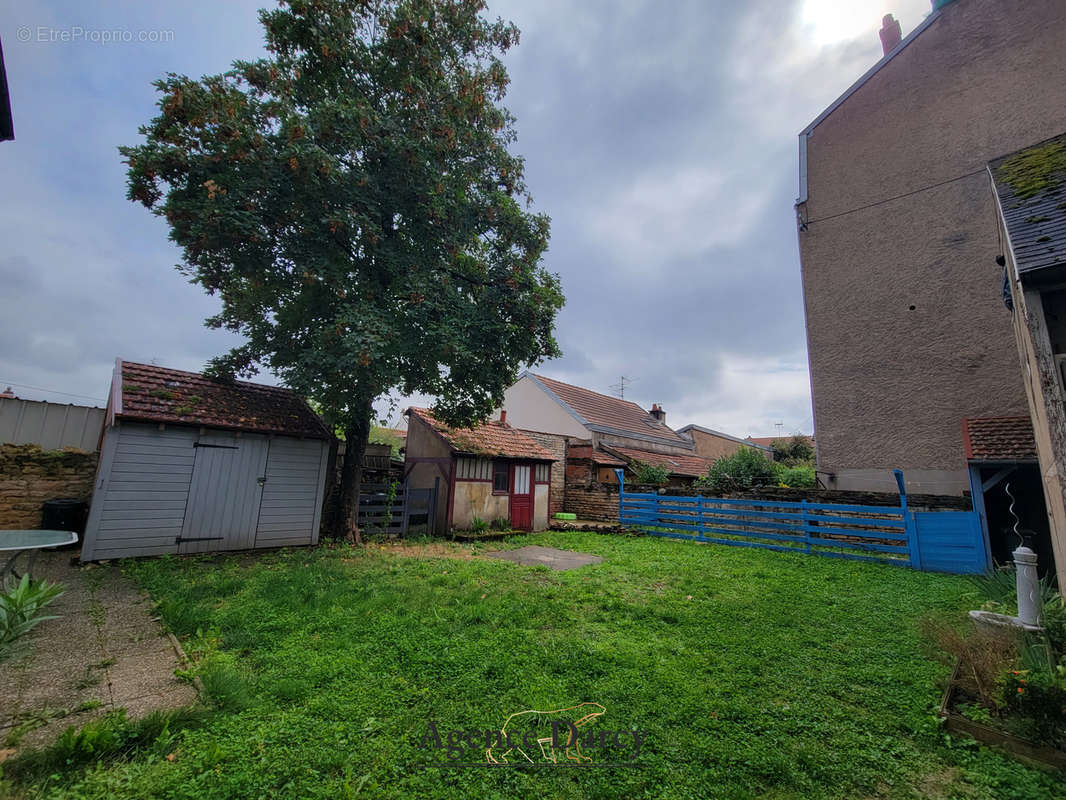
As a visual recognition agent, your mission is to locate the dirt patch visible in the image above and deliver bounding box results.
[0,551,198,756]
[361,541,485,561]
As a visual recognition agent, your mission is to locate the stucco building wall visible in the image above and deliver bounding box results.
[797,0,1066,495]
[683,428,764,462]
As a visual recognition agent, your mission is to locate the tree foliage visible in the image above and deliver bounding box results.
[771,435,815,467]
[121,0,563,538]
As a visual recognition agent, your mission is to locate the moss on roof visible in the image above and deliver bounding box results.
[996,140,1066,200]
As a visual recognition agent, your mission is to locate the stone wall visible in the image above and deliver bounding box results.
[517,429,568,515]
[563,483,620,522]
[561,481,970,523]
[0,444,97,529]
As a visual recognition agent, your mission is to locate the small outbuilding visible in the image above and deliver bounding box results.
[403,407,553,532]
[81,360,333,561]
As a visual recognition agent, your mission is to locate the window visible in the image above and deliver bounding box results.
[535,462,550,483]
[457,457,491,480]
[493,461,509,493]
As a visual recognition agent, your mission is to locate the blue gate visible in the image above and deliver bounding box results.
[616,469,988,575]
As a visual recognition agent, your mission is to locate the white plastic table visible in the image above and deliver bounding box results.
[0,530,79,586]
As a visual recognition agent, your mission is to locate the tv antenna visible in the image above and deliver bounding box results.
[774,421,784,436]
[609,375,637,399]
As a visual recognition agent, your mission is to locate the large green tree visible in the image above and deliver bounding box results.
[122,0,563,541]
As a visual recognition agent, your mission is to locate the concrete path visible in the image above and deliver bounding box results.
[0,550,197,757]
[486,545,604,570]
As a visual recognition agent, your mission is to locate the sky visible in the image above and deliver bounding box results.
[0,0,934,437]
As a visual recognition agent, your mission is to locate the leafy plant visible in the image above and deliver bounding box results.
[469,517,489,533]
[0,575,65,656]
[770,435,814,467]
[489,517,510,531]
[1003,666,1066,747]
[698,448,779,492]
[632,461,670,486]
[2,707,210,782]
[121,0,565,542]
[775,464,815,488]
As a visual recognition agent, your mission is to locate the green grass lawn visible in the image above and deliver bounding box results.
[6,532,1062,799]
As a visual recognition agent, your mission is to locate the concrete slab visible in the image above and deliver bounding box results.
[485,545,603,571]
[0,550,198,759]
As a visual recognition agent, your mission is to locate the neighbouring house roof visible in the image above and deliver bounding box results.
[962,416,1038,462]
[676,424,773,453]
[115,360,331,439]
[567,443,627,467]
[406,407,553,461]
[990,132,1066,279]
[526,373,692,448]
[603,444,714,479]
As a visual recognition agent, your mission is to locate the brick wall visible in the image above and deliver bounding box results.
[0,444,97,529]
[517,429,567,515]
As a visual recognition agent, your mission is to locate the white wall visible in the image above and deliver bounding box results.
[493,375,588,438]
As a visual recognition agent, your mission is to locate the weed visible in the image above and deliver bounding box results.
[0,576,64,657]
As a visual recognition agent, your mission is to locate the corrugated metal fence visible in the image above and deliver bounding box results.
[0,398,105,451]
[616,469,988,574]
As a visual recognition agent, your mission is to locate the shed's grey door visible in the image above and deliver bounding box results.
[179,432,269,554]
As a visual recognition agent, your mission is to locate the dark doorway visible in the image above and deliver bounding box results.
[978,463,1055,577]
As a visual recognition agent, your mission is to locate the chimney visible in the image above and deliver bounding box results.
[649,404,666,424]
[499,410,507,425]
[879,14,902,55]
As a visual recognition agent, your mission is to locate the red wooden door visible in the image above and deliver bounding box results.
[509,463,533,531]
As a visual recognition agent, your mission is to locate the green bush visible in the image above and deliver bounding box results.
[698,448,779,492]
[469,517,489,533]
[489,517,510,531]
[633,461,670,486]
[775,464,815,488]
[0,575,64,657]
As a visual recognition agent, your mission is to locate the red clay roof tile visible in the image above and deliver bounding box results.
[531,374,690,446]
[962,417,1037,462]
[605,445,714,478]
[407,407,553,461]
[118,361,330,439]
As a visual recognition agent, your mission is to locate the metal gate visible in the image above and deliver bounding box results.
[179,432,269,554]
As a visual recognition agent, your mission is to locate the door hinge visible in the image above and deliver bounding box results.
[175,536,225,544]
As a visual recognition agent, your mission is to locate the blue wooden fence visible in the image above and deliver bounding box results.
[615,469,988,574]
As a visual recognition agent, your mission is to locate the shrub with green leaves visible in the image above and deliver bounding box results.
[632,461,670,486]
[0,575,65,656]
[775,464,815,488]
[698,448,779,492]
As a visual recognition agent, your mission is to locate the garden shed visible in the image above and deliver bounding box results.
[404,407,554,532]
[81,360,333,561]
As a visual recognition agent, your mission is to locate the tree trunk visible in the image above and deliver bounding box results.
[340,404,374,546]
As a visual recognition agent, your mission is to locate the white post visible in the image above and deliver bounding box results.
[1013,545,1042,627]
